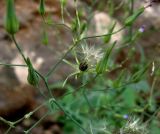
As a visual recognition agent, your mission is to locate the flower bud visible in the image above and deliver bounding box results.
[26,58,39,86]
[39,0,45,16]
[125,7,145,26]
[5,0,19,34]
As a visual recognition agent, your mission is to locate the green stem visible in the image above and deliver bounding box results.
[60,74,99,99]
[75,0,81,28]
[46,41,79,78]
[83,89,93,110]
[24,112,49,134]
[149,77,157,107]
[50,98,88,134]
[80,26,125,40]
[0,117,14,127]
[35,70,53,98]
[1,100,47,134]
[0,63,27,67]
[41,15,72,32]
[128,0,134,38]
[37,72,88,133]
[60,1,64,23]
[11,35,27,63]
[5,126,12,134]
[145,106,160,124]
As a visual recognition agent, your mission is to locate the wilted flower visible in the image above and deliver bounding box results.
[120,118,148,134]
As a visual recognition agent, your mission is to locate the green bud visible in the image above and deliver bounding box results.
[125,7,145,26]
[39,0,45,16]
[5,0,19,34]
[96,41,116,74]
[26,58,39,86]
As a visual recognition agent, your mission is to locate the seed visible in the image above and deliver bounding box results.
[79,61,88,71]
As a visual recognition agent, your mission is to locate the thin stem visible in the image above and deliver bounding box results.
[36,84,48,99]
[0,100,47,133]
[0,63,27,67]
[60,74,99,99]
[83,89,93,110]
[145,106,160,124]
[8,17,89,134]
[149,77,157,107]
[128,0,134,38]
[80,26,125,40]
[24,112,49,134]
[48,22,72,31]
[60,1,65,23]
[15,101,46,125]
[37,71,87,133]
[46,41,79,78]
[35,70,53,98]
[5,126,12,134]
[50,98,88,134]
[11,35,27,63]
[75,0,81,28]
[0,117,14,127]
[42,15,72,32]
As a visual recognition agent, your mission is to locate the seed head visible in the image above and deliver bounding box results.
[120,118,148,134]
[79,44,104,68]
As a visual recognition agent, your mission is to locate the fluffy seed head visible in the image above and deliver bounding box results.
[120,118,148,134]
[79,44,104,68]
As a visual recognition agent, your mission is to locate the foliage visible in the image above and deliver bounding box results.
[0,0,160,134]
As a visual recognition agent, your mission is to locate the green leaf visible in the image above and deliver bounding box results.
[130,63,150,83]
[79,21,87,35]
[103,22,116,43]
[113,70,126,88]
[96,41,116,74]
[122,87,136,107]
[71,18,79,34]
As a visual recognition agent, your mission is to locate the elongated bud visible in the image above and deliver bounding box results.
[96,41,116,74]
[125,7,145,26]
[5,0,19,34]
[39,0,45,16]
[26,58,39,86]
